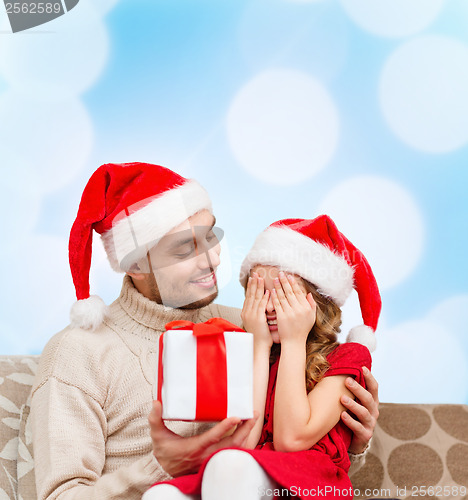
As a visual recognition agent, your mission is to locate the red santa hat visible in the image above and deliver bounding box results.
[239,215,381,352]
[69,162,212,330]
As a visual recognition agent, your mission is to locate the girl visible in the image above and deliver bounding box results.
[145,214,381,499]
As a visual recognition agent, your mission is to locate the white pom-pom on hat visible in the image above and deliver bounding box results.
[70,295,109,331]
[346,325,376,353]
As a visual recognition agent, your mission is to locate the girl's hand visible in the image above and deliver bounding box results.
[241,273,272,349]
[271,272,316,345]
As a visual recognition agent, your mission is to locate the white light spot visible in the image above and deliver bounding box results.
[0,187,41,253]
[0,235,76,352]
[380,36,468,153]
[227,69,339,185]
[319,176,424,290]
[373,314,468,404]
[429,295,468,352]
[339,0,445,38]
[0,2,109,100]
[0,91,93,194]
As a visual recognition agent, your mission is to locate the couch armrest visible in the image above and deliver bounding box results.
[0,355,39,499]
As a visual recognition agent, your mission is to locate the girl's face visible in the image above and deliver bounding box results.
[251,265,308,344]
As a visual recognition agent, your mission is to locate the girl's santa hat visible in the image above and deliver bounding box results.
[69,162,212,330]
[239,215,381,352]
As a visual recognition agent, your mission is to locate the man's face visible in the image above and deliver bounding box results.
[140,210,222,309]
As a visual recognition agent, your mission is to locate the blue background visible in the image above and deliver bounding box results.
[0,0,467,404]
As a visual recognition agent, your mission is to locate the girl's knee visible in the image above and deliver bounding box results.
[205,449,258,474]
[202,449,276,500]
[142,483,195,500]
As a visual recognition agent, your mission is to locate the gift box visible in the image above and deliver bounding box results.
[156,318,253,421]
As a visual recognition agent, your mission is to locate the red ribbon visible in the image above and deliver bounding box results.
[158,318,244,420]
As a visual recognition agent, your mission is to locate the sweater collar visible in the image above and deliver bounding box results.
[116,274,210,331]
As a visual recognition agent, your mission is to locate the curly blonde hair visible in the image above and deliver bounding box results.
[269,279,341,391]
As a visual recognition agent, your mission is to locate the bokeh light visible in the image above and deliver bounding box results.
[380,36,468,153]
[227,69,339,185]
[319,176,424,290]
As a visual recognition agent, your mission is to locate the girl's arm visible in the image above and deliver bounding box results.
[246,339,271,449]
[240,273,272,449]
[274,340,353,452]
[270,272,354,452]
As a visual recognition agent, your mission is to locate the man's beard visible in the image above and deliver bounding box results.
[178,289,219,309]
[148,270,219,309]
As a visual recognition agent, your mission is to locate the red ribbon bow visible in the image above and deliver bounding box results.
[158,318,244,420]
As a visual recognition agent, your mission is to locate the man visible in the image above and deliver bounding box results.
[31,162,379,500]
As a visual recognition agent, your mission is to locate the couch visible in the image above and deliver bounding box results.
[1,354,467,500]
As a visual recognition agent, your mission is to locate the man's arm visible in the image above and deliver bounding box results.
[31,378,170,500]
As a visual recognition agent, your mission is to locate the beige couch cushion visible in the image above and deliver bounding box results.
[352,403,468,499]
[0,355,38,500]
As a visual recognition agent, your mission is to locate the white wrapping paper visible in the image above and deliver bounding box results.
[155,329,254,421]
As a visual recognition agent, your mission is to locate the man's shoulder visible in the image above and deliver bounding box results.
[33,322,122,394]
[41,322,118,359]
[205,302,242,327]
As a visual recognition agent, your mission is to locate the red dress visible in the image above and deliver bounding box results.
[153,343,371,499]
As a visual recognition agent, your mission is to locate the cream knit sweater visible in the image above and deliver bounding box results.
[31,276,366,500]
[31,276,242,500]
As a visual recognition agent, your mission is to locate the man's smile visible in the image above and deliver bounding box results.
[190,272,217,288]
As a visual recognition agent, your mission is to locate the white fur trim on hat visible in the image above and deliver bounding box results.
[101,180,212,272]
[239,226,354,306]
[70,295,109,331]
[346,325,376,352]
